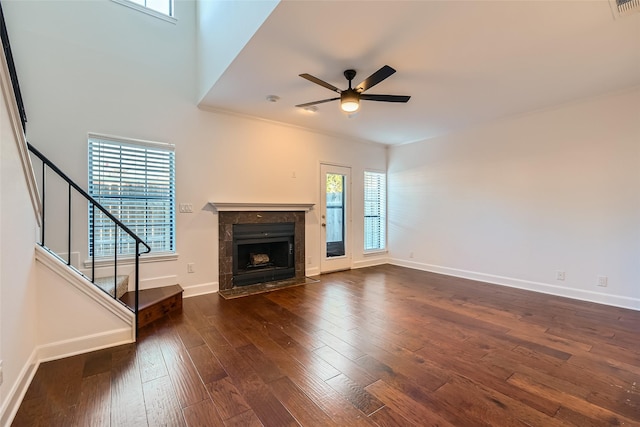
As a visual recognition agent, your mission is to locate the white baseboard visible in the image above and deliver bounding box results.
[140,275,178,290]
[37,328,134,363]
[305,266,320,277]
[183,282,218,298]
[305,255,388,276]
[389,258,640,311]
[0,348,39,427]
[353,256,389,270]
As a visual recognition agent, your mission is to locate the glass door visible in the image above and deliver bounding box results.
[320,164,351,273]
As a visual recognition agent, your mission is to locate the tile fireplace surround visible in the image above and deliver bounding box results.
[213,203,313,292]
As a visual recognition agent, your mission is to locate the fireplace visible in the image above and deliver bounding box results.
[217,209,307,291]
[233,222,295,286]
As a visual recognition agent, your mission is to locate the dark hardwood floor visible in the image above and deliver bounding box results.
[12,265,640,426]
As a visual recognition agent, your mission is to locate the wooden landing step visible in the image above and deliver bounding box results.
[120,284,183,329]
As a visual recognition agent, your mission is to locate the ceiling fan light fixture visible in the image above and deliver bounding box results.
[340,89,360,113]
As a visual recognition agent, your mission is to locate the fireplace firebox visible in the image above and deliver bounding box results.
[232,223,295,286]
[217,210,306,291]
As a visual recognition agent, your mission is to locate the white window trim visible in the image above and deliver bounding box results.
[88,132,176,258]
[89,132,175,151]
[111,0,177,24]
[363,169,387,253]
[364,248,388,256]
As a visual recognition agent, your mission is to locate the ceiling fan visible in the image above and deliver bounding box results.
[296,65,410,113]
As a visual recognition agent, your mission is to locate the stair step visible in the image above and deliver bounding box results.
[120,284,183,328]
[94,275,129,299]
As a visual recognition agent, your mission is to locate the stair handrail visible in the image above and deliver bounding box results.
[0,1,27,132]
[27,142,150,337]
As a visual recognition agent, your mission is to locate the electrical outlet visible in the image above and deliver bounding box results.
[598,276,608,287]
[187,263,195,273]
[179,203,193,213]
[409,252,414,259]
[556,271,565,281]
[307,257,312,265]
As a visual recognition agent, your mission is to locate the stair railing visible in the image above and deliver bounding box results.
[0,1,27,132]
[27,143,150,337]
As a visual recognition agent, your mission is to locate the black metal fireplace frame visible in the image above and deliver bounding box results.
[232,222,295,286]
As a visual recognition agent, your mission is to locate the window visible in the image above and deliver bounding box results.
[112,0,176,23]
[364,171,386,251]
[326,172,346,257]
[89,135,175,258]
[610,0,640,18]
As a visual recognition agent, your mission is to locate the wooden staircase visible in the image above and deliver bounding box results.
[95,276,183,329]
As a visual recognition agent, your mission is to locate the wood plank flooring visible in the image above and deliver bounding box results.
[11,265,640,426]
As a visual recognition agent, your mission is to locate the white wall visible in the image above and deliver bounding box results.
[3,0,388,296]
[0,97,39,427]
[197,0,279,102]
[0,58,37,425]
[35,247,133,361]
[388,88,640,310]
[0,45,40,427]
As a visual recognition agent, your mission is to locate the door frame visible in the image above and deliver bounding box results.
[320,162,352,273]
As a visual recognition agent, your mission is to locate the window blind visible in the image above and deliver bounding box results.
[364,171,386,251]
[611,0,639,16]
[89,136,175,257]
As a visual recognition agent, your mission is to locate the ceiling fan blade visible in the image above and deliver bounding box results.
[361,94,411,103]
[355,65,396,92]
[299,74,341,93]
[295,97,340,108]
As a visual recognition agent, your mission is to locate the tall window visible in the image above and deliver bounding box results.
[364,171,386,251]
[112,0,175,22]
[89,135,175,257]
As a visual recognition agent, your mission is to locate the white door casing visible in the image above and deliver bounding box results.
[320,163,351,273]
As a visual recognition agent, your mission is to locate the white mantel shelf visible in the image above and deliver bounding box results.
[209,202,315,212]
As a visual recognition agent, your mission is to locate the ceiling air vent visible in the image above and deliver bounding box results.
[609,0,640,18]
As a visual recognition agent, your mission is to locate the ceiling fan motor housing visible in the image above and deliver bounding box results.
[344,69,357,85]
[340,70,360,112]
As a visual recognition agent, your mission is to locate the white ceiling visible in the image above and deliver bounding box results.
[199,1,640,145]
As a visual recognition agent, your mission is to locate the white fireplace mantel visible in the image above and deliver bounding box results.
[209,202,315,212]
